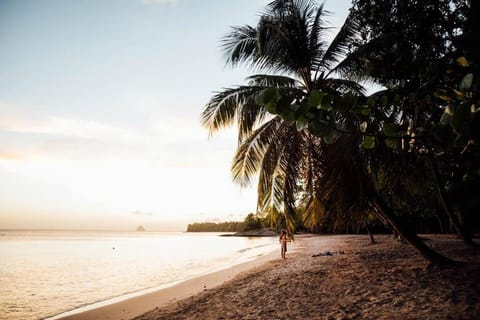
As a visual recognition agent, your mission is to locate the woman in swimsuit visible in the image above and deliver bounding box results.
[279,229,288,259]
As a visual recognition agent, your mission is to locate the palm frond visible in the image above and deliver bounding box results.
[328,37,384,83]
[257,122,291,211]
[322,78,366,95]
[201,85,267,135]
[254,0,316,75]
[247,74,298,87]
[303,196,326,230]
[231,117,283,187]
[308,2,329,70]
[316,12,361,75]
[222,25,258,67]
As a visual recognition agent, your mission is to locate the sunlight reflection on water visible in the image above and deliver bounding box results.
[0,230,277,320]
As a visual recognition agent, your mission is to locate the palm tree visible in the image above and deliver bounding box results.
[201,0,365,234]
[201,0,453,264]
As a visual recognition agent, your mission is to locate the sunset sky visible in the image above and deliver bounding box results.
[0,0,350,231]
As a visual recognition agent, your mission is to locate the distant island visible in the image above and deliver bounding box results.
[136,225,146,232]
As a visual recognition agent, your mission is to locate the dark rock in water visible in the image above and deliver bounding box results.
[136,225,146,232]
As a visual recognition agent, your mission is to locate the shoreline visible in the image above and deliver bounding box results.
[49,246,281,320]
[47,234,480,320]
[134,234,480,320]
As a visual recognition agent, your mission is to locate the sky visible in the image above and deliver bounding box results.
[0,0,351,231]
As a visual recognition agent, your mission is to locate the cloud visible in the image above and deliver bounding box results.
[0,99,238,170]
[0,150,22,160]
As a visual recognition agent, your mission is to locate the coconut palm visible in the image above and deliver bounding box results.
[201,0,367,233]
[202,0,457,265]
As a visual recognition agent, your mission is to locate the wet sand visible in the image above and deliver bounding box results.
[133,234,480,320]
[53,250,278,320]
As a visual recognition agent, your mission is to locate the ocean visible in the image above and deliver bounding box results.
[0,230,278,320]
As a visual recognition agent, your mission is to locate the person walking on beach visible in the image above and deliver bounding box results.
[279,229,288,259]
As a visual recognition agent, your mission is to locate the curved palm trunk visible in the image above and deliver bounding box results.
[365,224,376,244]
[370,193,454,266]
[428,152,477,248]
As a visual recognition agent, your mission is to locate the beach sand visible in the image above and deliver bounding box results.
[54,249,279,320]
[132,234,480,320]
[59,234,480,320]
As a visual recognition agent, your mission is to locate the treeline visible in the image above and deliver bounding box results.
[186,221,244,232]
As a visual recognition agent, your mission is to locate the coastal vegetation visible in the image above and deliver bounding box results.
[187,213,270,232]
[201,0,478,265]
[186,221,244,232]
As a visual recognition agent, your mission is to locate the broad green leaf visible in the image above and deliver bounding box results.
[320,95,334,111]
[453,89,465,100]
[276,95,295,114]
[366,97,376,107]
[296,115,309,130]
[439,112,451,126]
[468,110,480,142]
[383,123,402,137]
[359,121,368,132]
[294,100,311,119]
[385,138,398,149]
[408,92,416,103]
[320,94,334,110]
[362,136,376,149]
[359,106,371,116]
[323,131,338,144]
[257,87,278,105]
[445,105,453,115]
[304,112,315,120]
[308,120,329,138]
[393,94,400,104]
[451,103,472,134]
[308,90,324,107]
[380,95,388,106]
[457,56,469,67]
[264,102,277,114]
[459,73,473,91]
[281,109,296,122]
[337,93,356,114]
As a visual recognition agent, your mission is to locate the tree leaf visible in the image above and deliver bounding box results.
[308,120,329,137]
[256,87,279,106]
[309,90,324,107]
[459,73,473,91]
[383,123,402,137]
[359,121,368,132]
[385,138,398,149]
[456,56,469,67]
[451,103,472,134]
[362,136,376,149]
[359,106,371,116]
[439,112,451,126]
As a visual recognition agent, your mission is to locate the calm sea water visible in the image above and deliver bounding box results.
[0,230,278,320]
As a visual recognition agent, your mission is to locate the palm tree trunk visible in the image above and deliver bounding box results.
[366,224,376,244]
[371,194,453,266]
[428,152,477,248]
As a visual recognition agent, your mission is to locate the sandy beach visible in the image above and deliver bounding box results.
[59,234,480,320]
[132,234,480,320]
